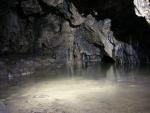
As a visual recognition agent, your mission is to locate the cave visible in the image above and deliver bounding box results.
[1,0,150,113]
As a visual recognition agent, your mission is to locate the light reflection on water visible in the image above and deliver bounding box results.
[1,63,150,113]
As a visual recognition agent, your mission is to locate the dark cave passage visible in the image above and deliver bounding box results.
[70,0,150,63]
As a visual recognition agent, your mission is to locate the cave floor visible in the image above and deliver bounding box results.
[1,64,150,113]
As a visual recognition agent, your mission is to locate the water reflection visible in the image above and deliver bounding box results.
[1,63,150,91]
[1,63,150,113]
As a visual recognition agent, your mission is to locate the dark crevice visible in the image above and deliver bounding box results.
[93,43,115,64]
[70,0,150,63]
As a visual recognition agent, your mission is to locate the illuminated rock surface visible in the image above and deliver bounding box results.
[134,0,150,24]
[0,0,143,66]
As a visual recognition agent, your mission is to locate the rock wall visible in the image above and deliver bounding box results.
[134,0,150,24]
[0,0,140,65]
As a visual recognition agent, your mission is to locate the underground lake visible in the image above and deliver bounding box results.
[1,63,150,113]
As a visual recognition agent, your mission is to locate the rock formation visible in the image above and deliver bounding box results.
[0,101,9,113]
[2,0,150,66]
[134,0,150,24]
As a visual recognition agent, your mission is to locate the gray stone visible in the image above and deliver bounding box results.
[21,0,42,15]
[80,14,139,64]
[58,1,85,26]
[134,0,150,24]
[0,0,140,65]
[68,3,85,25]
[0,102,9,113]
[42,0,64,7]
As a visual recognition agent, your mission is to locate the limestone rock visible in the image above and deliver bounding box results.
[68,3,85,26]
[21,0,42,15]
[42,0,64,7]
[0,11,21,54]
[34,13,62,57]
[56,21,75,63]
[58,1,85,26]
[0,102,9,113]
[74,26,101,62]
[134,0,150,24]
[0,0,140,65]
[80,15,139,64]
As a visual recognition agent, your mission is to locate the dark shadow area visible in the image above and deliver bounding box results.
[69,0,150,63]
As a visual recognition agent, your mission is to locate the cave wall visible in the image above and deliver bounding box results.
[0,0,149,64]
[70,0,150,63]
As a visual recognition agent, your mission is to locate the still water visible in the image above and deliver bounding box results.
[0,63,150,113]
